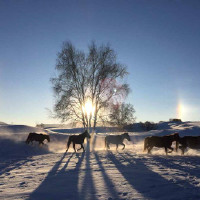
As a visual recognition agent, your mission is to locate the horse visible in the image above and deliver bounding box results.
[144,132,180,155]
[66,130,91,152]
[105,132,131,150]
[178,136,200,155]
[26,132,50,145]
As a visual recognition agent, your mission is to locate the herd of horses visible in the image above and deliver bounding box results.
[26,131,200,155]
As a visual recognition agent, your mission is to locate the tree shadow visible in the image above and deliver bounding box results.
[78,150,97,200]
[91,133,97,151]
[28,152,85,200]
[94,152,120,199]
[125,152,200,194]
[152,155,200,179]
[107,151,196,200]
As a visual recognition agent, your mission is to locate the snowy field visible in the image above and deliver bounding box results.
[1,122,200,200]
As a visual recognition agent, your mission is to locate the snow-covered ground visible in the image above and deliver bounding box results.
[1,122,200,200]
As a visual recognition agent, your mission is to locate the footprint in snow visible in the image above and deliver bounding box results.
[122,192,128,196]
[19,182,27,187]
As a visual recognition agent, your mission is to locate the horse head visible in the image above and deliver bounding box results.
[123,132,131,141]
[172,132,180,141]
[83,130,91,139]
[46,135,50,142]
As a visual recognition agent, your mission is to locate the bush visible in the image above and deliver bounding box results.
[169,118,182,122]
[140,121,157,131]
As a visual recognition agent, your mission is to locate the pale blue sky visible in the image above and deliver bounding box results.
[0,0,200,125]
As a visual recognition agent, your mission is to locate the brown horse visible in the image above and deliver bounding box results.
[105,132,131,150]
[178,136,200,155]
[144,132,180,155]
[26,132,50,145]
[66,130,91,152]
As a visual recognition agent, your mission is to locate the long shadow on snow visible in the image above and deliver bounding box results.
[78,150,97,200]
[152,155,200,180]
[0,138,48,175]
[107,151,194,200]
[28,152,85,200]
[125,152,200,198]
[94,152,120,199]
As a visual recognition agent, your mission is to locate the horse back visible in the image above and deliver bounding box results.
[105,135,122,144]
[147,136,173,147]
[26,132,48,143]
[69,134,85,144]
[27,132,36,139]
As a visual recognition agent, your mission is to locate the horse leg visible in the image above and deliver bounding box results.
[106,142,110,150]
[77,147,81,151]
[116,144,118,150]
[82,144,85,152]
[168,147,173,153]
[122,143,125,150]
[175,141,179,152]
[180,146,186,155]
[73,142,76,152]
[66,145,69,153]
[147,146,152,154]
[165,147,168,155]
[105,140,110,150]
[66,138,72,152]
[77,144,84,152]
[182,148,185,155]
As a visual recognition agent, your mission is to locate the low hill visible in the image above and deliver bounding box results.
[0,121,8,126]
[0,125,43,134]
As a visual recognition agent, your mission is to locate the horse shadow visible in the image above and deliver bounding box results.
[107,151,198,200]
[152,155,200,180]
[0,138,48,176]
[28,152,85,200]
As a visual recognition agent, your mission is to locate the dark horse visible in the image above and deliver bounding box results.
[178,136,200,155]
[66,130,91,152]
[144,132,180,155]
[26,132,50,145]
[105,132,131,150]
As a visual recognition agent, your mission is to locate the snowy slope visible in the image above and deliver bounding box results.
[1,122,200,200]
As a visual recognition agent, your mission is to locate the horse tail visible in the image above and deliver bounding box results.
[26,137,30,144]
[105,137,107,149]
[66,136,72,152]
[26,133,32,144]
[144,137,148,152]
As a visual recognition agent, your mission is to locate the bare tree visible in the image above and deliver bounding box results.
[109,103,136,129]
[51,41,130,132]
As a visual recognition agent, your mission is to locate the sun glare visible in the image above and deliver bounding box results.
[177,102,188,120]
[82,100,95,118]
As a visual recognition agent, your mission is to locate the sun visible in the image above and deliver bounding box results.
[82,100,95,118]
